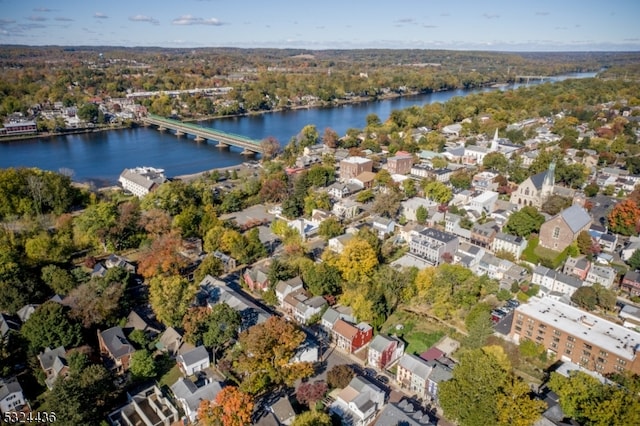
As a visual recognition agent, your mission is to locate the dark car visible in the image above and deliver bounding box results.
[506,299,520,309]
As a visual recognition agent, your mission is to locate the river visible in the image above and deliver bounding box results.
[0,72,597,186]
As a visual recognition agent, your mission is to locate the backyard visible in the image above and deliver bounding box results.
[381,310,450,356]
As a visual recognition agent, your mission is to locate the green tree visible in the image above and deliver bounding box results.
[402,178,418,198]
[129,349,157,380]
[302,263,342,296]
[326,364,356,389]
[203,302,242,354]
[148,275,197,327]
[576,231,594,256]
[45,363,115,426]
[548,371,640,426]
[232,316,314,395]
[463,303,493,349]
[503,206,545,237]
[422,180,452,204]
[291,410,332,426]
[416,205,428,224]
[440,347,510,426]
[318,217,344,240]
[194,255,225,284]
[450,169,472,190]
[483,152,509,173]
[571,286,598,310]
[584,182,599,197]
[627,249,640,270]
[77,103,100,123]
[41,265,77,295]
[496,375,547,426]
[21,301,83,353]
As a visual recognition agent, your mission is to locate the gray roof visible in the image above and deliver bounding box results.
[428,362,453,383]
[171,378,222,413]
[559,205,591,233]
[201,275,271,330]
[0,313,20,337]
[37,346,67,371]
[99,326,135,359]
[0,377,23,401]
[369,334,402,353]
[178,345,209,367]
[275,276,304,296]
[417,227,457,243]
[17,304,39,323]
[255,412,280,426]
[529,171,547,190]
[119,168,165,190]
[495,232,524,245]
[375,401,434,426]
[270,396,296,423]
[156,327,183,354]
[399,354,433,379]
[533,266,583,289]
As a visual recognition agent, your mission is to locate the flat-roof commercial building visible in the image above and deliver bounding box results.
[509,297,640,375]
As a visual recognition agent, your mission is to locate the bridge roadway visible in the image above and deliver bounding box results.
[141,114,264,154]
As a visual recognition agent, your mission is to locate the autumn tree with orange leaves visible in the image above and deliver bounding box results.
[137,231,189,279]
[197,386,254,426]
[607,199,640,236]
[230,316,314,395]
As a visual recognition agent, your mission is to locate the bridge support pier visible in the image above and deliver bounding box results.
[157,126,167,132]
[216,142,229,149]
[194,136,205,142]
[241,149,257,156]
[175,130,185,137]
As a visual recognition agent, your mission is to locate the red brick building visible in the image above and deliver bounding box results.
[510,297,640,375]
[339,157,373,180]
[331,319,373,353]
[386,154,414,175]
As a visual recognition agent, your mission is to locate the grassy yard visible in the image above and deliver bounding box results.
[382,310,447,356]
[158,364,182,388]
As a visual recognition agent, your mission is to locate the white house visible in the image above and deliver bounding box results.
[371,216,396,238]
[118,167,167,198]
[177,346,210,376]
[491,232,527,259]
[401,197,437,222]
[0,377,26,415]
[532,266,583,299]
[171,378,222,423]
[330,376,385,426]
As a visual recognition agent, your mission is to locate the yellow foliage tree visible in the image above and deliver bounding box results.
[335,238,378,283]
[148,275,197,327]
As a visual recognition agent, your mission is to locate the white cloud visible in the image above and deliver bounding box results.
[130,15,159,24]
[33,7,53,12]
[55,17,74,22]
[94,12,108,19]
[483,13,500,19]
[28,15,47,22]
[172,15,224,26]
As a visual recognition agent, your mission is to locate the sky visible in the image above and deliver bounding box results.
[1,0,639,51]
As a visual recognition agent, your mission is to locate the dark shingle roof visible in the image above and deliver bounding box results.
[100,326,135,359]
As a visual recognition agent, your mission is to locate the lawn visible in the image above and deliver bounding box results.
[403,330,445,355]
[382,310,447,356]
[158,364,182,388]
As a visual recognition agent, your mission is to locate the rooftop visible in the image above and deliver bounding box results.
[515,297,640,361]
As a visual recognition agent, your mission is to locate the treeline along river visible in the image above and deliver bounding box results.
[0,73,596,187]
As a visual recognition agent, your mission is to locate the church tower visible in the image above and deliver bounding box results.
[491,128,499,151]
[541,161,555,199]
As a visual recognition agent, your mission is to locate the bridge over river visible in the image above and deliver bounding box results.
[141,114,264,155]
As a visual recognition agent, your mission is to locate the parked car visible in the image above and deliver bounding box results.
[506,299,520,309]
[491,309,507,323]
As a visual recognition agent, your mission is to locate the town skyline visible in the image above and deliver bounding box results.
[1,0,639,52]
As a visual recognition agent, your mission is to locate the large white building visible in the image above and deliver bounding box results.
[118,167,167,198]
